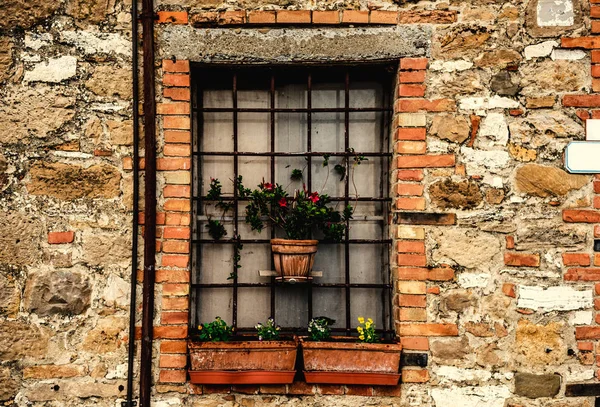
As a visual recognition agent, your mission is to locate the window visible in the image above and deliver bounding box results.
[190,64,395,336]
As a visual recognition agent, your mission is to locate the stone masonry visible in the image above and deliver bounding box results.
[2,0,600,406]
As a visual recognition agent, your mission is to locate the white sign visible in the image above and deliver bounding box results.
[565,141,600,174]
[586,119,600,141]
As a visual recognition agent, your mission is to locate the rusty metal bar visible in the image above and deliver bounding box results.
[270,74,276,321]
[139,0,157,403]
[195,107,391,113]
[232,73,239,329]
[343,70,351,335]
[194,151,391,157]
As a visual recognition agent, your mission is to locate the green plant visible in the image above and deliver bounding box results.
[356,316,379,343]
[197,316,234,342]
[255,317,281,341]
[308,316,335,341]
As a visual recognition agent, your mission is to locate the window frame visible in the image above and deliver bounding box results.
[190,63,397,337]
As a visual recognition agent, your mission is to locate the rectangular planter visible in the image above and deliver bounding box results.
[300,337,402,385]
[188,337,298,384]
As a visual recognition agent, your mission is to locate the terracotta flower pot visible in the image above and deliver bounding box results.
[300,337,402,385]
[271,239,318,282]
[188,337,298,384]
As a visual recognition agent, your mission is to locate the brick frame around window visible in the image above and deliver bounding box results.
[147,11,463,396]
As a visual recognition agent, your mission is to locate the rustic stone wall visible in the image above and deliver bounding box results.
[2,0,600,405]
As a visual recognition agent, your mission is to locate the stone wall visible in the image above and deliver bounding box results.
[1,0,600,406]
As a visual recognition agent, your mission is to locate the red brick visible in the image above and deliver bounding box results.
[162,241,190,254]
[372,384,402,397]
[398,323,458,336]
[165,131,191,144]
[502,283,516,298]
[397,240,425,254]
[578,342,595,352]
[402,369,429,383]
[562,37,600,49]
[593,66,600,78]
[504,252,540,267]
[503,238,516,253]
[164,185,190,198]
[400,58,428,70]
[165,213,191,226]
[161,312,189,325]
[164,199,191,212]
[398,10,456,24]
[395,141,427,154]
[157,158,191,171]
[396,98,455,113]
[565,268,600,281]
[157,11,188,24]
[156,269,190,283]
[397,155,455,168]
[231,385,260,395]
[398,84,426,97]
[48,231,75,244]
[287,381,315,395]
[154,326,188,339]
[161,254,189,268]
[157,102,190,115]
[399,307,427,321]
[162,60,190,73]
[593,51,600,63]
[396,197,425,210]
[259,385,287,394]
[247,11,276,24]
[162,296,189,311]
[160,355,187,368]
[396,127,426,141]
[428,267,455,281]
[594,21,600,34]
[316,385,345,395]
[563,95,600,107]
[164,88,190,101]
[596,298,600,310]
[341,10,369,24]
[203,384,231,394]
[400,336,429,350]
[427,286,440,294]
[189,11,218,25]
[398,71,426,83]
[93,149,111,157]
[594,181,600,194]
[312,11,339,24]
[163,227,191,239]
[397,254,427,267]
[396,183,424,196]
[218,11,246,25]
[345,385,373,396]
[577,327,600,340]
[509,108,524,116]
[163,116,191,130]
[595,225,600,238]
[398,294,426,307]
[563,210,600,223]
[159,369,187,383]
[369,10,398,24]
[397,169,424,181]
[160,340,188,353]
[397,267,428,280]
[276,10,311,24]
[592,6,600,18]
[595,254,600,266]
[563,253,591,267]
[164,144,191,157]
[594,196,600,209]
[163,74,190,87]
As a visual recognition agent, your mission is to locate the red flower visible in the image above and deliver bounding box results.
[262,182,274,191]
[308,192,319,203]
[278,197,287,207]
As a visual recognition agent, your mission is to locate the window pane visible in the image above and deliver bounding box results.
[312,244,345,284]
[312,288,346,327]
[349,244,387,284]
[202,112,233,152]
[196,288,233,325]
[238,244,271,284]
[238,288,271,327]
[275,286,309,328]
[276,82,306,110]
[196,243,234,284]
[275,112,307,153]
[350,288,388,329]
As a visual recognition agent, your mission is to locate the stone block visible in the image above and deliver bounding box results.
[515,373,561,398]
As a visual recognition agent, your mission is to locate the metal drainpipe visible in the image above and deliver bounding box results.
[139,0,157,404]
[124,0,141,405]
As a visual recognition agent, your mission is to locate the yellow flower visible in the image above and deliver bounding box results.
[365,322,371,329]
[357,326,364,333]
[359,335,365,340]
[367,318,373,324]
[198,325,203,330]
[358,317,365,324]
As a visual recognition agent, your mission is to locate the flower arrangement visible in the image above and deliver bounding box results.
[255,317,281,341]
[356,316,380,343]
[197,316,234,342]
[307,316,335,341]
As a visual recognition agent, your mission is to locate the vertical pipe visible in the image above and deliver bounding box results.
[232,73,239,328]
[139,0,157,404]
[306,72,313,323]
[344,71,351,335]
[125,0,140,403]
[269,74,276,319]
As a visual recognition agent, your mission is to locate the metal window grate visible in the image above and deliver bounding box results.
[191,63,395,337]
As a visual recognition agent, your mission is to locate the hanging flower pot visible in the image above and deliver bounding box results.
[271,238,318,282]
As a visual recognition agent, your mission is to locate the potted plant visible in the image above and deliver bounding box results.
[207,152,365,282]
[300,317,403,385]
[188,317,298,384]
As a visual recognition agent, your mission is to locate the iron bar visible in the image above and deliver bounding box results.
[192,283,392,289]
[193,239,392,244]
[195,107,391,113]
[343,70,351,335]
[270,74,276,321]
[194,151,391,157]
[232,73,239,328]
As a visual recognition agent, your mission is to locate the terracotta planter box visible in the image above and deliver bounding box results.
[300,337,402,385]
[188,337,298,384]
